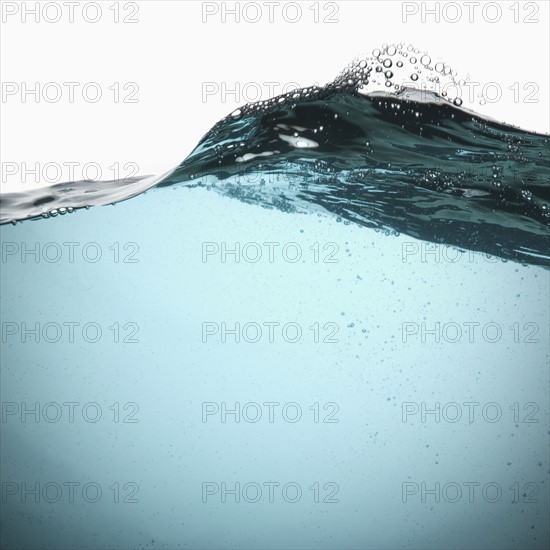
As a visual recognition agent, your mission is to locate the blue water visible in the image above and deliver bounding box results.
[1,44,549,549]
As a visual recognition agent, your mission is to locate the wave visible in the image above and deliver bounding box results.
[2,45,549,267]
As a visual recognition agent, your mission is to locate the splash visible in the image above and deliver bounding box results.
[1,44,549,267]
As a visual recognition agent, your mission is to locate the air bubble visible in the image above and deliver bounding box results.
[396,61,403,67]
[411,74,419,81]
[383,59,392,68]
[420,55,431,66]
[453,98,463,106]
[387,45,396,56]
[385,70,393,79]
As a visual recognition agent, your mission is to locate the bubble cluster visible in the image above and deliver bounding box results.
[40,206,75,219]
[332,43,464,105]
[222,84,325,123]
[217,42,503,127]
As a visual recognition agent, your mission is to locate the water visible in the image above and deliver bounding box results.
[3,58,548,268]
[1,45,549,549]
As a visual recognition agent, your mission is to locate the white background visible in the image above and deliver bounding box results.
[1,0,549,192]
